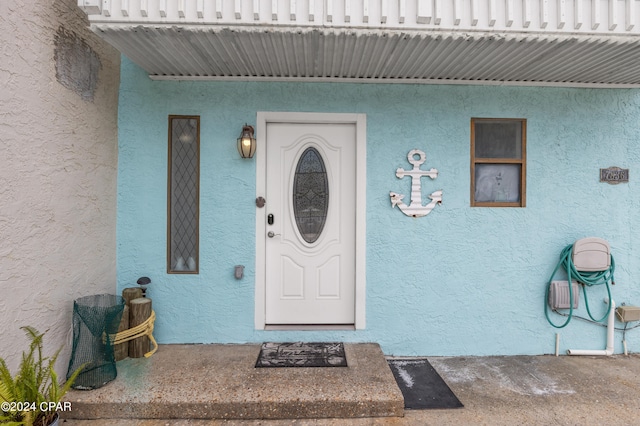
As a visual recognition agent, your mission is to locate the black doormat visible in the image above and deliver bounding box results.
[388,358,464,409]
[255,342,348,368]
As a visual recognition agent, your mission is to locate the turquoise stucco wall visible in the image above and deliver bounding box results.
[117,57,640,356]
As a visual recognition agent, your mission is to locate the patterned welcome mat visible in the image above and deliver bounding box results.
[255,342,348,368]
[388,358,464,409]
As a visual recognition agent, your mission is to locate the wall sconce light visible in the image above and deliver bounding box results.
[237,124,256,159]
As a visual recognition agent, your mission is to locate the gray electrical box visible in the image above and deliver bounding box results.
[549,280,580,309]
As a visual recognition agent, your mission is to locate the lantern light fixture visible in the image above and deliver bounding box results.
[237,124,256,159]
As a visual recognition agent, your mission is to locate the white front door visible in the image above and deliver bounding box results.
[264,122,356,324]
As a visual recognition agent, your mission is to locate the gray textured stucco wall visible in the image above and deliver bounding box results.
[0,0,120,371]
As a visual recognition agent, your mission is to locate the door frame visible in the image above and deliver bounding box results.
[255,112,367,330]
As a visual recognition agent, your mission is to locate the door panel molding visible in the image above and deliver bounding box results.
[255,112,367,330]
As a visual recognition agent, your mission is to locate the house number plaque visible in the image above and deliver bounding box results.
[600,167,629,185]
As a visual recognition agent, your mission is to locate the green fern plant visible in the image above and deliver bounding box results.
[0,327,83,426]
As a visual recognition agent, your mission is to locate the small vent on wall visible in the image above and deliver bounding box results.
[548,281,580,309]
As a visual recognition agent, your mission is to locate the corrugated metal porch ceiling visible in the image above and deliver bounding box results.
[95,25,640,86]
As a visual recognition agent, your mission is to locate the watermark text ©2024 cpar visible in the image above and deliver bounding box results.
[1,401,72,413]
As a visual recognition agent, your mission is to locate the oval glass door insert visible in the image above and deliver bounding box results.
[293,147,329,243]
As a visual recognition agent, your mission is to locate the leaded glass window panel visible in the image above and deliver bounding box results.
[293,147,329,244]
[168,116,199,273]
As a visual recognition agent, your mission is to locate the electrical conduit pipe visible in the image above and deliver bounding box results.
[567,300,615,356]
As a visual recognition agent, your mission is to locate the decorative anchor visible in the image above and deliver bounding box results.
[390,149,443,218]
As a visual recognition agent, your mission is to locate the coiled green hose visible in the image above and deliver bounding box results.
[545,244,614,328]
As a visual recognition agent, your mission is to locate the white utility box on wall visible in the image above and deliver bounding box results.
[548,280,580,309]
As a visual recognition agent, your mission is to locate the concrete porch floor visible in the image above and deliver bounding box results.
[63,344,640,425]
[63,343,404,420]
